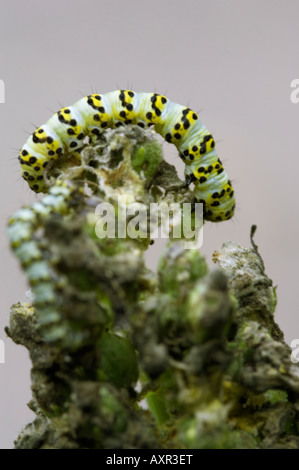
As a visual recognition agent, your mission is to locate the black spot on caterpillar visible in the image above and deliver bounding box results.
[19,90,235,222]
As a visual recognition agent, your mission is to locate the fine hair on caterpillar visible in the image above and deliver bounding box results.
[18,90,235,222]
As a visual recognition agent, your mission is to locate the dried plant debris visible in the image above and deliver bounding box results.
[6,126,299,448]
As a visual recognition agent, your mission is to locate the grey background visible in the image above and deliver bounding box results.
[0,0,298,448]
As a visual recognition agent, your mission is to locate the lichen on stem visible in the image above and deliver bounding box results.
[6,125,299,449]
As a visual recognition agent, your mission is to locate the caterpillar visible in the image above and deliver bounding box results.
[18,90,235,222]
[7,181,82,341]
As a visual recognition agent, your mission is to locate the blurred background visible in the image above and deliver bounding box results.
[0,0,298,448]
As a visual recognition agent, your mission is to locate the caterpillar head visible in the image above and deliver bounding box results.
[191,160,235,222]
[202,185,235,222]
